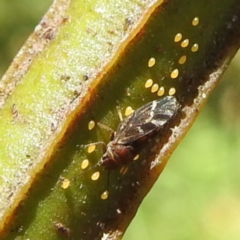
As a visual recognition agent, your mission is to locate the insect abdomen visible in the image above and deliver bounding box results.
[100,96,180,170]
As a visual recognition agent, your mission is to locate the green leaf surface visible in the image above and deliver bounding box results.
[0,0,240,239]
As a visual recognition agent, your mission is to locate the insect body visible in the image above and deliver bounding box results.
[98,96,180,170]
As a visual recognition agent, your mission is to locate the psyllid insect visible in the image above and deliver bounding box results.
[97,96,181,170]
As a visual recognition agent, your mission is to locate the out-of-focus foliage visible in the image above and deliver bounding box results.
[0,0,51,76]
[0,1,240,239]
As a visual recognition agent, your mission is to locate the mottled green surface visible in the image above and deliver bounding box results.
[0,0,240,239]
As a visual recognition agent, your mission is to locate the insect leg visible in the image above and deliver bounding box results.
[97,122,115,133]
[116,104,123,122]
[83,141,106,148]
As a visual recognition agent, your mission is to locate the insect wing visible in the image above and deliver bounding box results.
[115,96,180,144]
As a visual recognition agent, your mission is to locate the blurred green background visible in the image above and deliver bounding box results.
[0,1,240,239]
